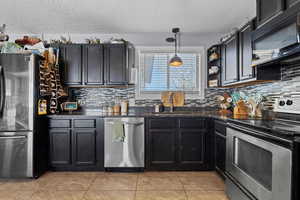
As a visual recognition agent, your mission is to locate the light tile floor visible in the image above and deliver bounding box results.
[0,171,229,200]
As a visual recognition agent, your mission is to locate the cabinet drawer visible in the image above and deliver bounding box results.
[149,118,176,129]
[215,120,226,135]
[49,120,71,128]
[179,118,206,129]
[74,119,96,128]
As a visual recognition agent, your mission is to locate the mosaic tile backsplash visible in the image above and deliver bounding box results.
[69,63,300,109]
[69,87,226,108]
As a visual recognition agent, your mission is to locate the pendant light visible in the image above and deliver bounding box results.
[166,28,183,67]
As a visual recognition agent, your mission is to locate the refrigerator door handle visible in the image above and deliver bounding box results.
[0,65,5,117]
[0,136,27,140]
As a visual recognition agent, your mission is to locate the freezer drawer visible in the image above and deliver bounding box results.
[104,118,144,168]
[0,132,33,178]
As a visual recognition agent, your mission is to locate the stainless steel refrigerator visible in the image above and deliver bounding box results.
[0,53,47,178]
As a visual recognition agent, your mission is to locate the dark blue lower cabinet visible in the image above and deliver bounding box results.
[146,118,214,171]
[48,117,104,171]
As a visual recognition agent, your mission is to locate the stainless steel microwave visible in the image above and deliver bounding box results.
[252,12,300,66]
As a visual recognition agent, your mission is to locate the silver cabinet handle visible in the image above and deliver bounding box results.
[0,136,27,139]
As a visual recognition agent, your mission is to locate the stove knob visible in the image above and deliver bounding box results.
[286,100,293,106]
[279,100,286,106]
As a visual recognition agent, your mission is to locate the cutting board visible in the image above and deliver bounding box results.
[161,92,185,107]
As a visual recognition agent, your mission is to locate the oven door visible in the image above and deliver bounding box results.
[226,127,292,200]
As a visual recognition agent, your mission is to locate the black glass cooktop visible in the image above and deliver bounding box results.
[229,118,300,137]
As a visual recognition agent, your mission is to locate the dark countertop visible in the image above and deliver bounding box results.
[46,111,228,119]
[44,110,300,141]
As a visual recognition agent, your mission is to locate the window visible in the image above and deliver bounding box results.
[136,47,205,99]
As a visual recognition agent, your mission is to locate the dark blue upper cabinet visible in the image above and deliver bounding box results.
[51,43,133,86]
[61,44,83,86]
[286,0,300,8]
[239,22,255,81]
[221,33,239,86]
[83,44,104,85]
[257,0,285,27]
[104,44,128,85]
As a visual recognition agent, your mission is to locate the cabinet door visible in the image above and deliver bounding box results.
[215,131,226,176]
[286,0,300,8]
[73,129,97,166]
[239,23,255,81]
[177,130,206,170]
[147,130,177,170]
[222,34,239,85]
[49,129,72,166]
[83,45,104,85]
[257,0,284,26]
[62,45,83,85]
[105,44,128,85]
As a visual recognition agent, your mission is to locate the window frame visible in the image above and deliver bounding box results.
[135,46,206,100]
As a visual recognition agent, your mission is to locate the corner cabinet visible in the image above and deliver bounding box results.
[221,33,239,86]
[48,117,104,171]
[51,43,134,86]
[146,117,214,171]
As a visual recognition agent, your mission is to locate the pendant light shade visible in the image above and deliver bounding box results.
[166,28,183,67]
[169,55,183,67]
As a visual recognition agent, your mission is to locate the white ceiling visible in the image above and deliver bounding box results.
[1,0,256,34]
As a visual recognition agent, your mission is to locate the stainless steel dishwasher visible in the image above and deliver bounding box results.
[104,118,144,170]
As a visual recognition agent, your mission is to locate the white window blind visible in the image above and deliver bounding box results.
[140,53,199,92]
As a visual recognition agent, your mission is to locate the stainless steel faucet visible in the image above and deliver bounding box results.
[169,92,174,112]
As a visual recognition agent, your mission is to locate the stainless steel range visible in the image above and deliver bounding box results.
[226,124,292,200]
[225,94,300,200]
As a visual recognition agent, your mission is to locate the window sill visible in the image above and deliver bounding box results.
[135,91,204,100]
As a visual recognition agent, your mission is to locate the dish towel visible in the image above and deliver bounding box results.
[113,120,125,142]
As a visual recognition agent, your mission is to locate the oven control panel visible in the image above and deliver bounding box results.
[274,95,300,114]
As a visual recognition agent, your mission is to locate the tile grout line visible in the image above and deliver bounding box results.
[174,171,189,199]
[183,189,189,200]
[81,174,98,200]
[134,173,139,200]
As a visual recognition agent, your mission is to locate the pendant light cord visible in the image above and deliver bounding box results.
[175,32,178,56]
